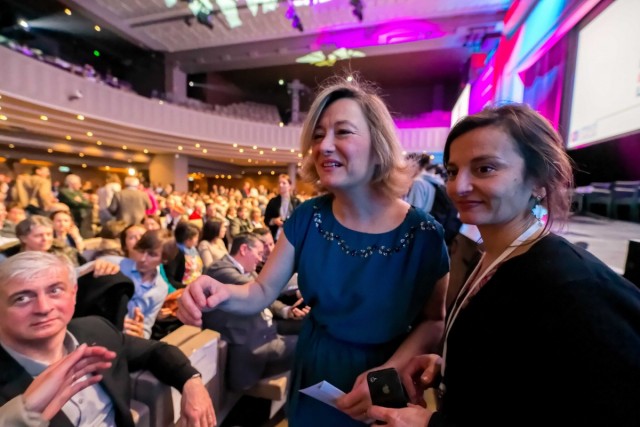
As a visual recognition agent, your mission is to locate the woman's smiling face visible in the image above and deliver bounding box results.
[446,125,537,228]
[311,98,376,192]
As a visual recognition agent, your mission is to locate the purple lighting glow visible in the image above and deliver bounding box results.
[313,20,445,51]
[374,20,445,45]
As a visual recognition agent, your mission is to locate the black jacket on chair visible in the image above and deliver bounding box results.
[73,272,135,330]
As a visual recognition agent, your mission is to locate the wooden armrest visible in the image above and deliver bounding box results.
[160,325,202,347]
[245,374,289,401]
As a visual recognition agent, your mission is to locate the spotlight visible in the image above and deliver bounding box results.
[285,3,303,32]
[349,0,364,22]
[196,10,214,29]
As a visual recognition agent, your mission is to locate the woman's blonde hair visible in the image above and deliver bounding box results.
[299,76,412,200]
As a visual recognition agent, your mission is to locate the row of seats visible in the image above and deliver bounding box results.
[133,325,288,426]
[213,101,281,124]
[578,181,640,221]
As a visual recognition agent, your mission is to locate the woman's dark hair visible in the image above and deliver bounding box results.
[444,103,574,231]
[174,221,200,244]
[49,209,73,222]
[201,219,223,242]
[119,224,144,256]
[141,214,161,227]
[134,229,177,262]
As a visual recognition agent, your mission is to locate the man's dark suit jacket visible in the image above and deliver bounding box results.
[202,256,279,391]
[0,316,198,427]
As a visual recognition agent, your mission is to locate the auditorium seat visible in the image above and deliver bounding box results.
[129,325,289,426]
[130,325,220,426]
[612,181,640,222]
[585,182,613,217]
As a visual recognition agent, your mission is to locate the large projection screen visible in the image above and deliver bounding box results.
[567,0,640,149]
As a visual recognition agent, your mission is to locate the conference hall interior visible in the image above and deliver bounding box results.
[0,0,638,426]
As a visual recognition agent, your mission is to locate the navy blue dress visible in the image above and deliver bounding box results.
[283,195,449,426]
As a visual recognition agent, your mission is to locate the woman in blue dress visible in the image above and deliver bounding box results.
[177,77,450,426]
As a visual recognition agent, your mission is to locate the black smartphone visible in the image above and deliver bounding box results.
[367,367,409,409]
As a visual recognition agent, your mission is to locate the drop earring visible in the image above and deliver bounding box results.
[531,195,544,221]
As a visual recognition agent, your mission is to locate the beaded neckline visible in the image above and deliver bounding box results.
[312,204,436,257]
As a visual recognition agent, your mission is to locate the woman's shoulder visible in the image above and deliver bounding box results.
[294,194,331,214]
[512,234,626,286]
[197,240,211,250]
[402,203,443,237]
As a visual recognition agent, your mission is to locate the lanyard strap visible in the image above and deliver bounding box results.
[439,221,543,392]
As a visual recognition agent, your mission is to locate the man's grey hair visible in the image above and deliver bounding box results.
[124,176,140,188]
[64,174,81,187]
[0,252,77,288]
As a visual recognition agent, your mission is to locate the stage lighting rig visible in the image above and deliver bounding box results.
[349,0,364,22]
[286,1,304,32]
[196,9,214,29]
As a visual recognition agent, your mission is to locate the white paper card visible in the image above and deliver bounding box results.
[299,381,345,409]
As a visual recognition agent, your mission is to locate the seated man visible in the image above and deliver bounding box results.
[252,227,309,328]
[0,251,216,427]
[203,232,296,392]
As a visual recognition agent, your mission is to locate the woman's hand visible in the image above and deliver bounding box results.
[367,404,433,427]
[336,369,372,422]
[23,344,116,420]
[177,275,230,327]
[290,298,310,319]
[400,354,442,405]
[123,307,145,338]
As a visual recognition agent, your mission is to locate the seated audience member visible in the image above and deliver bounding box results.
[0,344,115,425]
[16,216,84,267]
[119,224,146,258]
[51,210,85,252]
[252,227,309,326]
[197,219,229,270]
[204,202,224,223]
[0,202,16,238]
[0,252,216,427]
[250,207,265,230]
[6,202,26,226]
[116,229,177,339]
[228,206,253,239]
[163,196,185,231]
[165,221,203,288]
[188,200,206,221]
[202,232,296,391]
[141,214,161,231]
